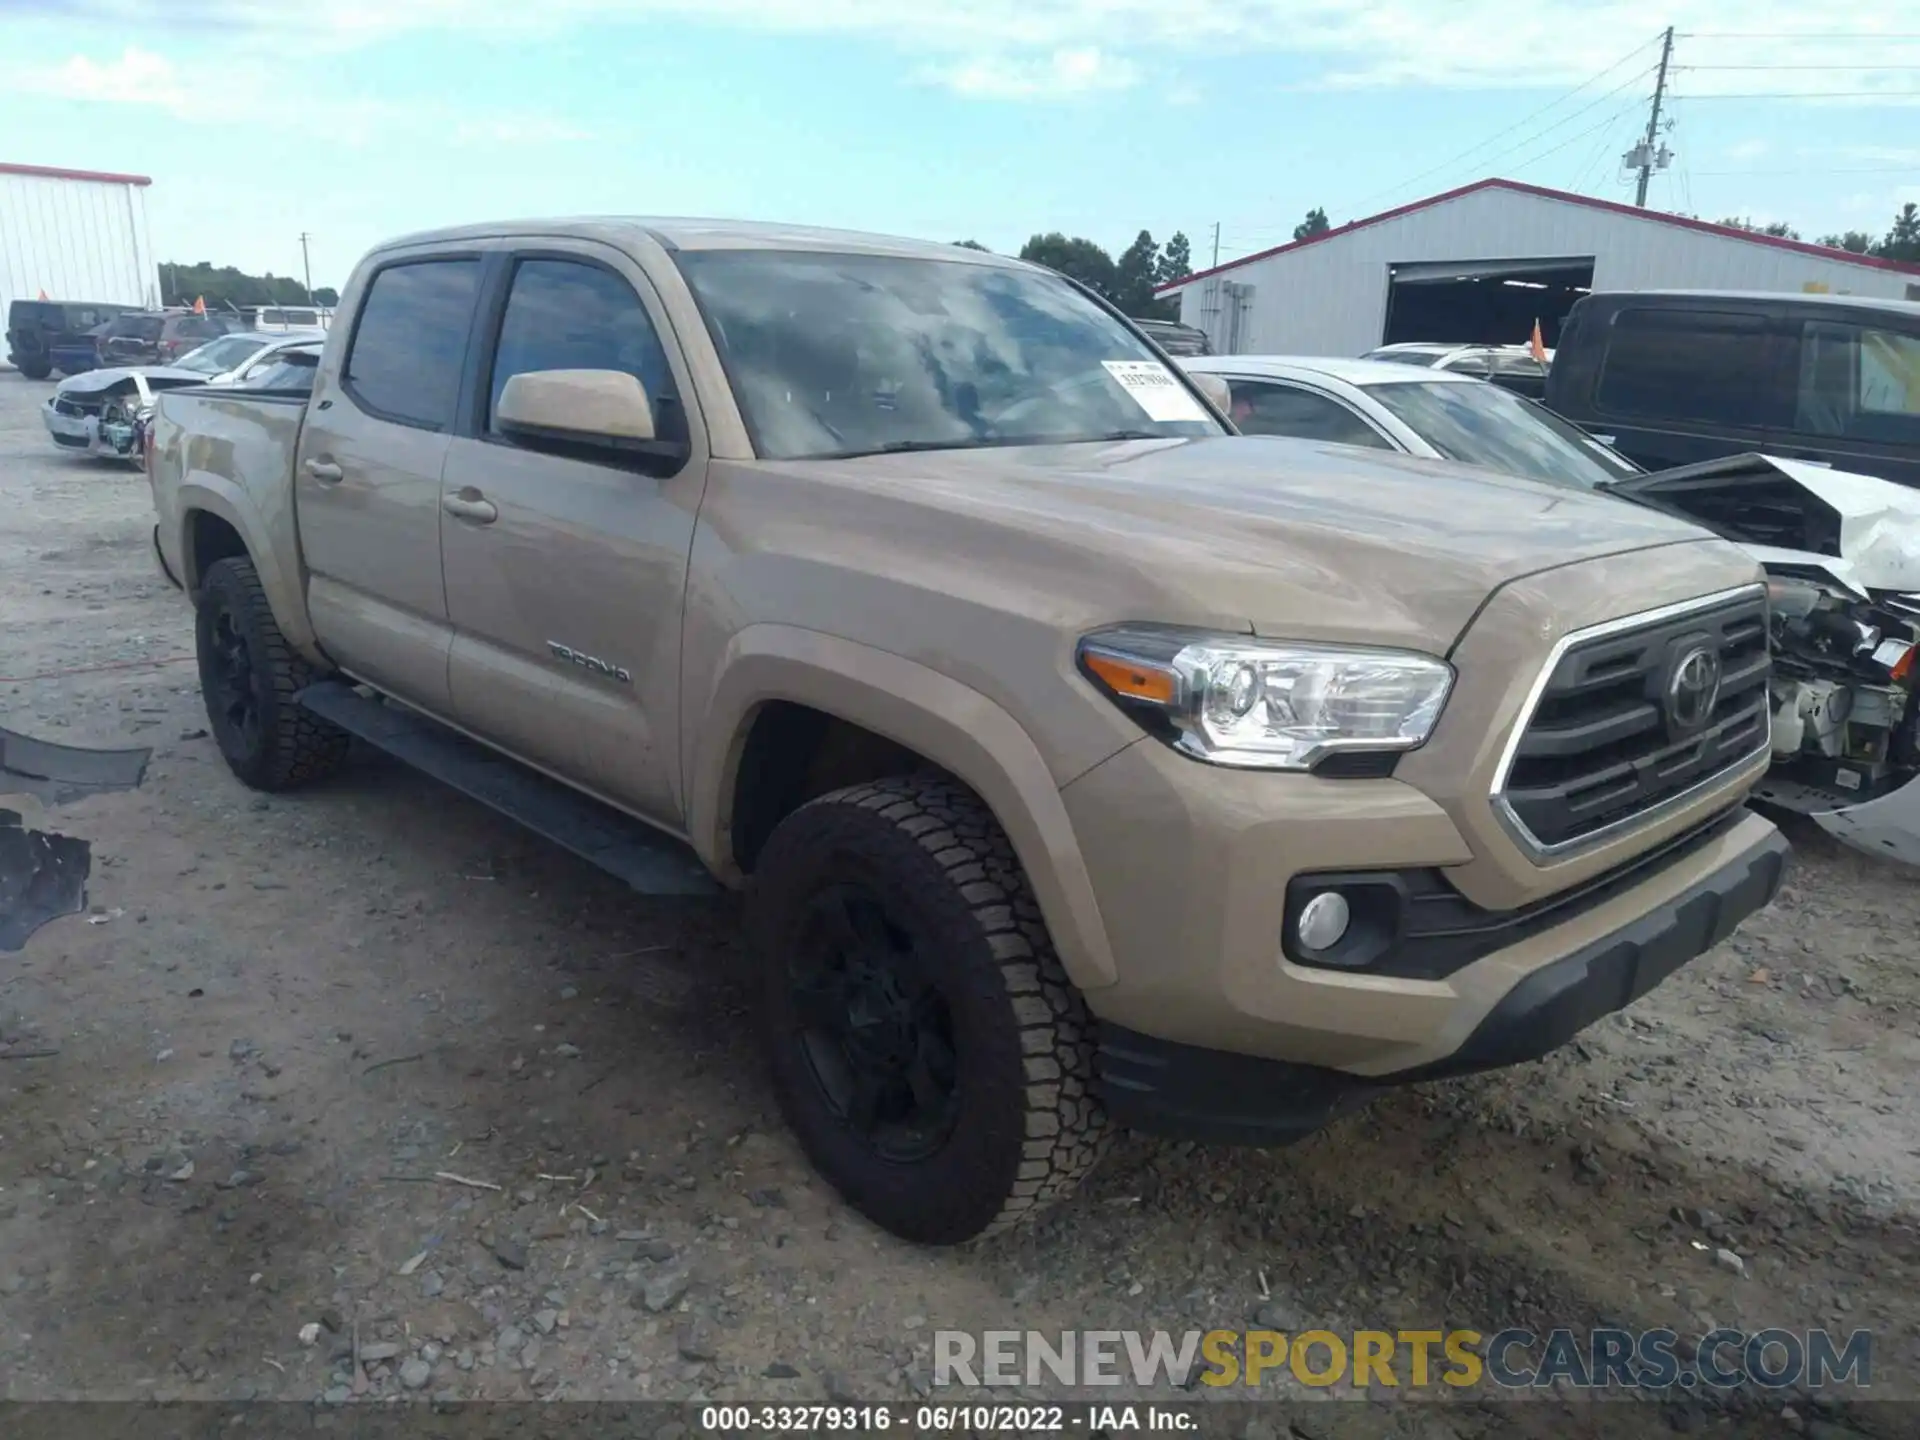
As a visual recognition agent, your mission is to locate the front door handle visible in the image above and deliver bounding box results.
[304,458,343,483]
[442,489,498,524]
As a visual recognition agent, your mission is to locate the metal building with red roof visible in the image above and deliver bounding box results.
[1156,177,1920,356]
[1,161,159,360]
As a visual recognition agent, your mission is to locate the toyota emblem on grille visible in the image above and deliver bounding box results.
[1666,645,1722,734]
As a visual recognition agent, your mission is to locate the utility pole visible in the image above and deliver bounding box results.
[1211,222,1221,268]
[298,232,314,302]
[1633,27,1675,207]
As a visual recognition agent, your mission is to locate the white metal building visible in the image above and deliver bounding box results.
[0,160,158,335]
[1160,178,1920,357]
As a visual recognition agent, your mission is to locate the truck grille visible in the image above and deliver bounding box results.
[1493,586,1770,857]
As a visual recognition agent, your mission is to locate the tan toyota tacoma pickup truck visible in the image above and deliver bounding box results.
[147,218,1789,1245]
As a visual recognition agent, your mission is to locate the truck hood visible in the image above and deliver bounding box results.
[1605,453,1920,594]
[830,434,1713,654]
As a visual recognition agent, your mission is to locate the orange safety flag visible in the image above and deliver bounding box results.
[37,289,49,300]
[1529,319,1547,362]
[192,296,207,315]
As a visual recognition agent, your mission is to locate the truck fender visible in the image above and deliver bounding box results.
[687,625,1120,990]
[172,477,322,663]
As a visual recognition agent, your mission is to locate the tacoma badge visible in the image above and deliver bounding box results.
[546,641,633,685]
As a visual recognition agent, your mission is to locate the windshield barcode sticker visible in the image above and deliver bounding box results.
[1102,361,1207,423]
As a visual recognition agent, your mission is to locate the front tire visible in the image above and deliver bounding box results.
[748,775,1109,1244]
[194,556,349,791]
[20,358,52,380]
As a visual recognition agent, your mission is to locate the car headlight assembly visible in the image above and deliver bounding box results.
[1077,626,1453,772]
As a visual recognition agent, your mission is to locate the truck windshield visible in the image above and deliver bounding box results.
[1363,379,1641,489]
[675,249,1224,460]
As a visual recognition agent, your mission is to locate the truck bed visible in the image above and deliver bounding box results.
[148,386,312,622]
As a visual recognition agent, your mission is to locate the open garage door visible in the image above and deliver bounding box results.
[1382,256,1595,348]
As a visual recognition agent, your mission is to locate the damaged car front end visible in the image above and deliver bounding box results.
[1604,455,1920,866]
[42,368,205,464]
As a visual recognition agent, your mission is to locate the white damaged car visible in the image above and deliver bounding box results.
[42,330,324,463]
[1185,353,1920,867]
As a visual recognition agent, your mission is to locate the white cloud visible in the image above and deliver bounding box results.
[1725,139,1770,162]
[35,47,200,116]
[23,2,1920,103]
[926,48,1139,100]
[20,44,593,142]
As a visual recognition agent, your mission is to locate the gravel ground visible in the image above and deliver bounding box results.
[2,369,1917,1437]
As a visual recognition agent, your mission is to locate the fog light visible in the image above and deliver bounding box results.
[1295,891,1351,951]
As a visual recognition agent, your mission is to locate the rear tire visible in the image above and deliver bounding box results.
[20,358,52,380]
[194,556,349,791]
[748,774,1109,1244]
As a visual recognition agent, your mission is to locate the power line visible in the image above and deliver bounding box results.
[1675,89,1920,99]
[1692,165,1920,175]
[1325,34,1665,216]
[1506,100,1655,180]
[1680,62,1920,70]
[1677,31,1920,40]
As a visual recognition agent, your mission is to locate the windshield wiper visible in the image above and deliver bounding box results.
[827,430,1177,461]
[829,436,1033,459]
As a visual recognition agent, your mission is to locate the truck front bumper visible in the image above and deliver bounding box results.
[1094,816,1788,1144]
[1060,730,1789,1135]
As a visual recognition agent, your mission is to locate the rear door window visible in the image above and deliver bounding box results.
[1796,319,1920,446]
[344,259,482,429]
[1595,307,1787,429]
[1226,379,1394,448]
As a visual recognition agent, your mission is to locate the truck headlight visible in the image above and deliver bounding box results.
[1077,626,1453,771]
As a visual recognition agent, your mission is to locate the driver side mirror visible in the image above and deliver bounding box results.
[497,368,657,443]
[1188,371,1232,414]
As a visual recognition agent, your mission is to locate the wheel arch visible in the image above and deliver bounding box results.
[173,479,321,661]
[688,625,1119,990]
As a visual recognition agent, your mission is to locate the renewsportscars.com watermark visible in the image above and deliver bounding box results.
[935,1328,1874,1392]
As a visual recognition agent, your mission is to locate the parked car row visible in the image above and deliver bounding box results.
[41,329,325,463]
[6,299,329,380]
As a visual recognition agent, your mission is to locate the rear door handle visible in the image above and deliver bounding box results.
[304,458,343,483]
[442,489,498,524]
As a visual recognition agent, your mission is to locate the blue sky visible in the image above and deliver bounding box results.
[4,0,1919,289]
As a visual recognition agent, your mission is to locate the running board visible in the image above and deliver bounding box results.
[295,682,722,897]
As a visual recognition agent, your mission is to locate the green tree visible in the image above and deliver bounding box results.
[161,260,318,310]
[1876,202,1920,263]
[313,286,340,307]
[1114,230,1165,316]
[1018,232,1119,301]
[1293,207,1331,241]
[1154,232,1192,288]
[1819,231,1876,255]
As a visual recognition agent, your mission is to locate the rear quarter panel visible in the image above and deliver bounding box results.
[150,389,320,658]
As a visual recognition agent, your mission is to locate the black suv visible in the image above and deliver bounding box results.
[1133,317,1213,357]
[93,310,247,369]
[6,299,120,380]
[1545,289,1920,489]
